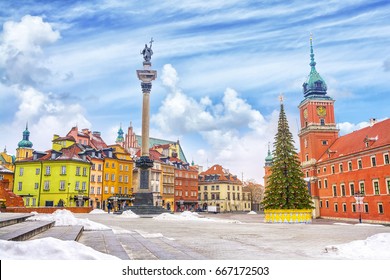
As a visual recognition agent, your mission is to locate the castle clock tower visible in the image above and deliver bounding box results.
[298,37,339,214]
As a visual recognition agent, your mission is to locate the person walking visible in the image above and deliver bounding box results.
[107,201,112,214]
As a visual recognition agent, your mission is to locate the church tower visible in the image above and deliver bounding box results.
[298,36,339,213]
[16,123,34,161]
[263,143,273,188]
[115,124,125,147]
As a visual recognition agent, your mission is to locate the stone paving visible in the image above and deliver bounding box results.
[75,212,390,260]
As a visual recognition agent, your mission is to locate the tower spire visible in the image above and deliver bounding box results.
[309,33,316,70]
[302,34,328,97]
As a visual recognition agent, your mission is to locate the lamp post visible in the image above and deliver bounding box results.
[354,190,364,223]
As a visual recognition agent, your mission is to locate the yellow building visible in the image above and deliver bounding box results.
[161,161,175,211]
[198,164,251,212]
[102,145,134,211]
[13,145,91,207]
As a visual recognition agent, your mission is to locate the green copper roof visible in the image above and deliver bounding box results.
[302,37,327,97]
[116,125,124,143]
[18,124,33,148]
[265,143,273,163]
[135,135,188,163]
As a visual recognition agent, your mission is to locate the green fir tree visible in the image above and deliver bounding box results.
[263,101,313,210]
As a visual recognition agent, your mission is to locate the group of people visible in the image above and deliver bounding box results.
[106,201,129,214]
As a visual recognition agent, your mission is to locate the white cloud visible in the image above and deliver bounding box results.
[0,15,60,86]
[2,15,60,54]
[0,16,91,152]
[338,121,370,136]
[152,64,278,183]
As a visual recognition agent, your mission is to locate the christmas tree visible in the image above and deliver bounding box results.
[263,100,313,210]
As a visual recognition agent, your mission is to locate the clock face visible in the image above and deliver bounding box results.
[303,109,308,119]
[317,106,326,116]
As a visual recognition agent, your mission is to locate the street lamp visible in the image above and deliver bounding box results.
[354,190,364,223]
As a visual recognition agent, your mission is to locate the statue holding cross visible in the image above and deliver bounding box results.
[141,38,154,62]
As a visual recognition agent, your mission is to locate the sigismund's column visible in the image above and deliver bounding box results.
[134,38,157,206]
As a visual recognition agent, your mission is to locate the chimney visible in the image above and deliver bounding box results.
[369,118,377,126]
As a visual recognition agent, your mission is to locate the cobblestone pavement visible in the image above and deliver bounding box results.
[75,212,390,260]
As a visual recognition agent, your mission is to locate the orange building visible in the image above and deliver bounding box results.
[296,38,390,223]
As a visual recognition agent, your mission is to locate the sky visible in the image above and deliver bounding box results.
[0,0,389,183]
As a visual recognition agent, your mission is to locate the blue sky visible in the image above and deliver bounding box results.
[0,0,389,183]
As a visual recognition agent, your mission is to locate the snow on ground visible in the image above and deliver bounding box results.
[27,209,110,230]
[117,210,140,219]
[0,237,119,260]
[247,211,257,215]
[89,209,106,214]
[324,233,390,259]
[334,222,384,227]
[153,211,241,223]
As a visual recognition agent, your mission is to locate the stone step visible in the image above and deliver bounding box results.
[78,230,130,260]
[31,225,84,241]
[0,220,55,241]
[0,213,34,228]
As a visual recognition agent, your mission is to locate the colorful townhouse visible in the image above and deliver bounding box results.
[13,144,91,207]
[170,158,198,212]
[198,164,251,212]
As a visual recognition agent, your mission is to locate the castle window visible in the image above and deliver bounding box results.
[373,180,380,195]
[323,167,327,173]
[357,159,362,169]
[342,203,347,212]
[322,140,328,145]
[325,200,329,208]
[332,185,337,197]
[349,183,355,196]
[334,203,338,212]
[387,179,390,194]
[352,203,356,212]
[359,181,365,195]
[339,164,343,173]
[320,200,323,208]
[364,203,369,213]
[378,203,384,214]
[305,154,309,161]
[384,153,389,165]
[324,179,328,188]
[348,161,352,171]
[318,180,322,189]
[341,184,346,196]
[331,165,335,174]
[371,156,376,167]
[320,119,325,126]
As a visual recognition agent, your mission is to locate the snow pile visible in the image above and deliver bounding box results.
[89,209,106,214]
[324,233,390,259]
[0,237,119,260]
[27,209,110,230]
[247,211,257,215]
[153,211,241,223]
[118,210,140,219]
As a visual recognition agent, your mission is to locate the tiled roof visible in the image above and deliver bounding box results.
[199,164,241,183]
[318,118,390,162]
